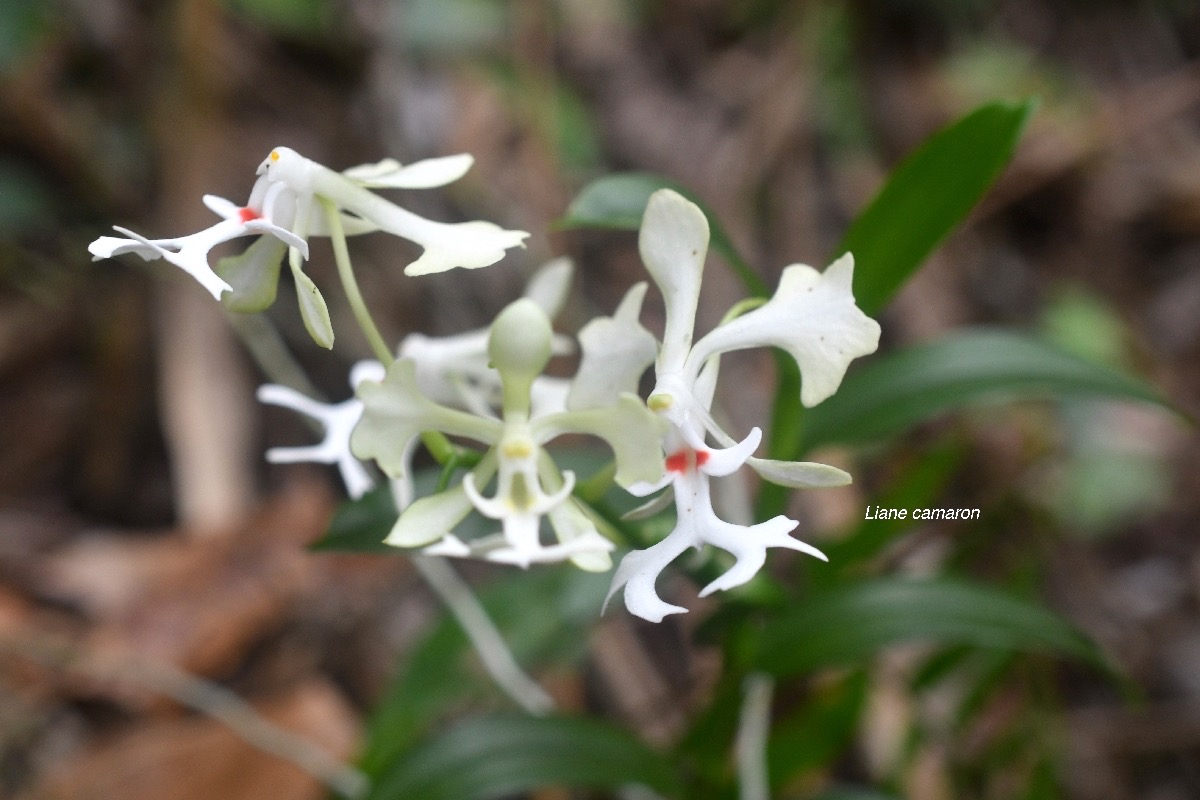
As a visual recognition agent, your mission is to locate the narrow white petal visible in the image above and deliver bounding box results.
[522,257,574,320]
[422,534,472,558]
[746,458,852,488]
[548,497,614,572]
[266,444,336,464]
[257,383,373,499]
[700,426,761,477]
[696,514,827,598]
[639,190,709,373]
[202,194,241,219]
[102,225,234,300]
[313,164,529,275]
[343,154,474,189]
[621,487,675,520]
[338,456,375,500]
[387,486,477,547]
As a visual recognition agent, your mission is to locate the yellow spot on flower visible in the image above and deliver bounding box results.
[502,438,533,459]
[648,393,673,412]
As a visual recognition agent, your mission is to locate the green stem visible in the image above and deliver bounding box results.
[320,198,394,366]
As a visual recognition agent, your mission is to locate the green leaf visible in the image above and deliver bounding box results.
[0,0,48,73]
[310,484,397,553]
[560,173,767,295]
[811,788,902,800]
[840,99,1035,315]
[291,261,334,349]
[755,577,1103,677]
[358,567,610,776]
[366,713,681,800]
[768,672,868,788]
[799,329,1175,453]
[814,440,965,582]
[220,0,331,36]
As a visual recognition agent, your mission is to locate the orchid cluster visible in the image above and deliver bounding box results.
[89,147,880,623]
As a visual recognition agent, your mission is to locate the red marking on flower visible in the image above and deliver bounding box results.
[238,207,262,223]
[666,449,710,473]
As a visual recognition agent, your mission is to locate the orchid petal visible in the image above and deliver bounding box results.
[216,235,287,312]
[256,383,374,499]
[699,426,761,477]
[567,282,658,412]
[530,377,570,418]
[639,190,709,373]
[342,154,474,189]
[522,257,574,320]
[422,534,472,558]
[90,224,235,300]
[402,220,530,276]
[202,194,241,218]
[534,395,666,487]
[604,530,694,622]
[387,485,478,548]
[689,254,880,407]
[486,530,614,568]
[352,359,503,479]
[746,458,852,488]
[548,497,614,572]
[625,472,674,498]
[696,515,827,597]
[621,486,675,520]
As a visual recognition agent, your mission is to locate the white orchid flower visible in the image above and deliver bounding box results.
[353,299,665,570]
[398,258,575,415]
[89,147,528,300]
[257,360,386,500]
[606,189,880,622]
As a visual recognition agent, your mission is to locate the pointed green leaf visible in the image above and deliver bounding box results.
[799,329,1176,453]
[560,173,767,295]
[291,261,334,349]
[359,568,611,777]
[755,577,1104,677]
[367,713,681,800]
[840,99,1036,315]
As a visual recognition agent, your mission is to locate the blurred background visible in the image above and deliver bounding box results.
[0,0,1198,798]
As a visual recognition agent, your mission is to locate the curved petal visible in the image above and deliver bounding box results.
[621,486,675,520]
[746,458,852,488]
[567,282,658,411]
[547,497,612,572]
[92,224,235,300]
[215,235,287,313]
[343,154,474,189]
[522,257,574,320]
[352,359,502,479]
[387,485,477,548]
[534,395,666,488]
[402,221,530,276]
[639,190,709,373]
[698,426,761,477]
[604,529,695,623]
[688,254,880,406]
[696,514,827,597]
